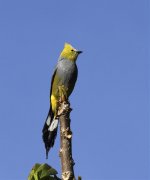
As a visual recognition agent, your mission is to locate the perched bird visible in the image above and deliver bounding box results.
[42,43,82,158]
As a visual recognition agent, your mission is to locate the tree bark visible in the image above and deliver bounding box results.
[58,100,75,180]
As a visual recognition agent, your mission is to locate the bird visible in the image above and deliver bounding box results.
[42,43,82,158]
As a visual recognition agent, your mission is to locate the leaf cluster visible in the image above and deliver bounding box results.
[28,163,61,180]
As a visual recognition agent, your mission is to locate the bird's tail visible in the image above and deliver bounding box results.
[42,107,59,159]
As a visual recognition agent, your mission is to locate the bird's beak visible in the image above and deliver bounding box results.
[77,50,82,54]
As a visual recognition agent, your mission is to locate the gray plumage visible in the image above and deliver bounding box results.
[42,58,78,158]
[53,58,78,96]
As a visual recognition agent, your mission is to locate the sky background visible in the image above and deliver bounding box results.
[0,0,149,180]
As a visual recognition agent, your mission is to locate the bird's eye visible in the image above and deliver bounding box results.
[71,49,74,52]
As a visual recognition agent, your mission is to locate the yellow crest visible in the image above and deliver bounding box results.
[60,43,79,61]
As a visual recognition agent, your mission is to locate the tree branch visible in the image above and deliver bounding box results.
[58,86,75,180]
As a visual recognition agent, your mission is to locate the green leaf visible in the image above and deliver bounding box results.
[39,164,57,178]
[28,163,59,180]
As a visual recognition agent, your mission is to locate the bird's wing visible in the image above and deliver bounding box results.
[42,67,58,158]
[50,67,57,100]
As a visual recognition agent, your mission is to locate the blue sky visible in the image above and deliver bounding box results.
[0,0,149,179]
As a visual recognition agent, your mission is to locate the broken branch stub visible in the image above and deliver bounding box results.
[58,86,75,180]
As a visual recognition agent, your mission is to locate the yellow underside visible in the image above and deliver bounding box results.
[50,95,57,116]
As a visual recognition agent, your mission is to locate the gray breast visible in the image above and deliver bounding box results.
[56,59,78,95]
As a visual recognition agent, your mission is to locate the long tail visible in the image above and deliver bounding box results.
[42,107,58,159]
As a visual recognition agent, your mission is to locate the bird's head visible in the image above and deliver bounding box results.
[60,43,82,61]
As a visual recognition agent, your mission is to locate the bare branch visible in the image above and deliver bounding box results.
[58,86,75,180]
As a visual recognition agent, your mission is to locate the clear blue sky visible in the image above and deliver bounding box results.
[0,0,149,179]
